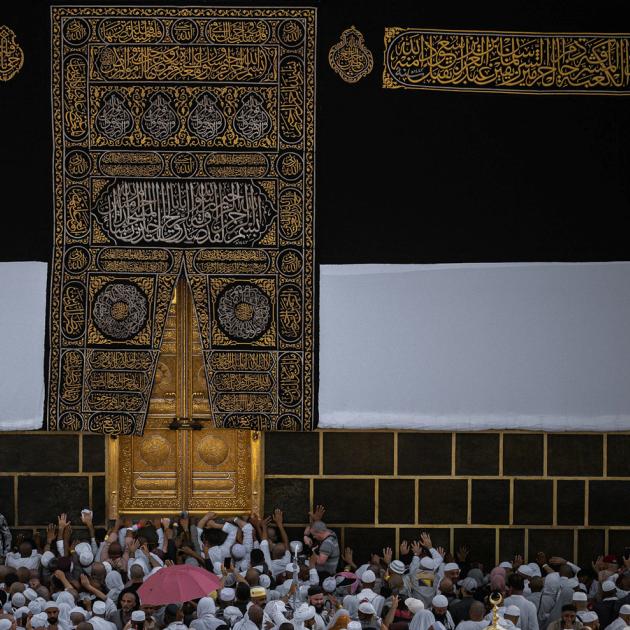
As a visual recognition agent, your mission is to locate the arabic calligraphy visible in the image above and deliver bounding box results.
[329,26,373,84]
[0,25,24,81]
[94,179,276,246]
[50,6,315,434]
[90,44,277,82]
[383,28,630,93]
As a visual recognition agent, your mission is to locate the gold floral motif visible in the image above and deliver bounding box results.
[0,25,24,81]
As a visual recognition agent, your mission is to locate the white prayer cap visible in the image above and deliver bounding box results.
[102,561,113,574]
[620,605,630,615]
[0,621,11,630]
[231,543,246,560]
[518,565,534,577]
[359,601,376,615]
[389,560,406,575]
[405,598,424,614]
[603,581,618,592]
[499,561,513,569]
[28,600,43,615]
[213,561,223,575]
[420,557,434,570]
[432,595,448,608]
[24,588,38,602]
[12,593,26,607]
[131,611,146,622]
[348,623,362,630]
[259,574,271,589]
[220,587,236,602]
[505,606,520,617]
[294,604,316,621]
[527,563,542,577]
[75,542,91,556]
[41,551,55,568]
[459,577,478,593]
[322,577,337,593]
[573,592,587,602]
[31,613,48,629]
[444,563,459,572]
[92,601,106,615]
[44,601,59,611]
[579,612,598,623]
[361,569,376,583]
[223,606,243,623]
[15,606,30,618]
[79,550,94,566]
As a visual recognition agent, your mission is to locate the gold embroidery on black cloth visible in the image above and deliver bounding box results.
[329,26,373,84]
[383,28,630,94]
[0,25,24,81]
[49,7,316,435]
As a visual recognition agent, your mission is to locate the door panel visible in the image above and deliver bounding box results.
[109,279,261,516]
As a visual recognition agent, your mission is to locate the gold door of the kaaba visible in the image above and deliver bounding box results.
[107,280,262,517]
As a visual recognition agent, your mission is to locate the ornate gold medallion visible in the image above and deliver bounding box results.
[0,25,24,81]
[328,26,373,83]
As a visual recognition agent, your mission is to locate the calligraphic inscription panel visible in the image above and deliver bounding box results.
[383,29,630,94]
[49,7,316,435]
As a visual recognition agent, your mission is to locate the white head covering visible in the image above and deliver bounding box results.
[443,563,459,572]
[75,543,91,556]
[220,588,236,603]
[223,606,243,625]
[70,606,87,620]
[405,599,425,614]
[603,581,617,593]
[259,574,271,589]
[322,577,337,593]
[24,588,38,602]
[102,562,113,574]
[231,544,246,560]
[12,593,26,608]
[499,562,513,569]
[619,605,630,615]
[359,602,376,616]
[45,601,60,611]
[419,557,435,570]
[409,610,436,630]
[505,606,520,617]
[579,612,598,623]
[361,570,376,584]
[294,604,316,621]
[31,613,48,629]
[0,621,11,630]
[79,550,94,567]
[348,623,362,630]
[105,569,125,603]
[56,592,75,607]
[92,601,107,616]
[432,595,448,608]
[41,551,55,568]
[29,600,43,615]
[573,592,587,602]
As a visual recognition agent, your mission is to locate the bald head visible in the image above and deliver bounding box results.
[245,568,260,586]
[469,602,485,621]
[247,605,264,628]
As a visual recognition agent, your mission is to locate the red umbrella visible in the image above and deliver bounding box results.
[137,564,222,605]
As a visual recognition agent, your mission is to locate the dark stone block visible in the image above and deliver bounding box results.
[454,528,495,568]
[0,477,15,525]
[92,476,106,526]
[607,435,630,476]
[590,482,630,526]
[528,529,573,562]
[499,528,525,562]
[265,432,319,475]
[264,478,310,524]
[557,480,585,526]
[513,480,553,525]
[608,530,630,558]
[314,479,374,523]
[503,434,544,476]
[456,433,499,476]
[400,527,450,552]
[379,479,415,524]
[419,479,467,524]
[547,434,603,477]
[83,435,105,472]
[578,529,604,570]
[18,476,89,525]
[345,527,396,567]
[398,433,452,476]
[323,433,393,475]
[471,480,509,525]
[0,435,79,472]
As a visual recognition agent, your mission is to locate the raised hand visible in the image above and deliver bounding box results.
[309,505,326,522]
[383,547,393,565]
[419,532,432,549]
[400,540,410,556]
[58,513,68,531]
[436,546,446,559]
[161,517,171,530]
[513,554,524,569]
[81,511,93,526]
[390,595,400,610]
[592,555,604,572]
[456,545,470,562]
[273,508,284,525]
[46,523,57,544]
[411,540,422,556]
[342,547,354,564]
